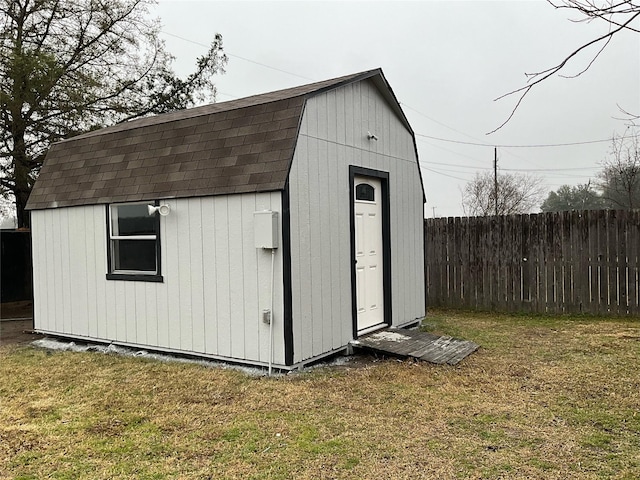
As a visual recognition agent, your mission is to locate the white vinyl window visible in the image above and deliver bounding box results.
[107,202,162,281]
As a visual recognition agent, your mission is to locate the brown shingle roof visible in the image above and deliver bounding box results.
[26,69,408,210]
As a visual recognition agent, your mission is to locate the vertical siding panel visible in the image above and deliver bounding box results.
[201,198,218,355]
[177,199,193,351]
[50,210,61,331]
[336,87,346,145]
[31,212,44,330]
[189,198,205,353]
[255,194,270,363]
[37,212,50,331]
[228,194,245,358]
[68,207,88,336]
[317,91,328,141]
[383,91,391,158]
[59,209,72,334]
[307,94,319,139]
[318,135,332,352]
[337,145,353,342]
[155,203,170,348]
[145,282,157,346]
[308,136,324,356]
[95,208,109,340]
[165,199,181,349]
[359,82,368,151]
[402,158,410,320]
[344,83,354,146]
[411,168,421,318]
[134,282,147,344]
[296,135,314,361]
[83,207,98,338]
[327,89,337,141]
[114,280,126,342]
[328,141,342,349]
[124,277,137,343]
[272,192,285,365]
[103,210,117,341]
[353,82,362,149]
[264,192,285,365]
[214,196,231,357]
[241,195,259,360]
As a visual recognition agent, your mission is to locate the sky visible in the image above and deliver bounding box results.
[154,0,640,218]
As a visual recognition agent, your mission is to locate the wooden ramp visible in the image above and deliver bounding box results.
[350,329,479,365]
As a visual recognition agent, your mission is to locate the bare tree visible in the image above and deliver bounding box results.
[598,133,640,209]
[462,171,545,216]
[1,0,227,227]
[491,0,640,133]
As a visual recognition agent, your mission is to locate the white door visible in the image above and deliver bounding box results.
[354,176,385,332]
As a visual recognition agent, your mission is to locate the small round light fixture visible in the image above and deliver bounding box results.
[148,204,171,216]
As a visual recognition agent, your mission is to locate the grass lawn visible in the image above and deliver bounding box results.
[1,310,639,479]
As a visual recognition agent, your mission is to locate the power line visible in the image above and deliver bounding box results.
[416,132,638,148]
[421,159,599,172]
[160,30,316,82]
[419,163,472,182]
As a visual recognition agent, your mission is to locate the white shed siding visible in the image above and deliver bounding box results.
[31,191,285,366]
[289,79,425,363]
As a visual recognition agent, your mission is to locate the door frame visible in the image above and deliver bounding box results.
[349,166,392,338]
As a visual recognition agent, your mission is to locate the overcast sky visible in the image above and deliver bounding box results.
[156,0,639,218]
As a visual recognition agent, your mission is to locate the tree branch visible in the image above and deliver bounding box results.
[489,5,640,134]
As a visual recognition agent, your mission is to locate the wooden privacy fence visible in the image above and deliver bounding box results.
[425,210,640,315]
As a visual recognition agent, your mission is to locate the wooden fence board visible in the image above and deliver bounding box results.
[425,210,640,316]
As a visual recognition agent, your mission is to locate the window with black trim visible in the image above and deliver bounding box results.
[107,202,162,282]
[356,183,375,202]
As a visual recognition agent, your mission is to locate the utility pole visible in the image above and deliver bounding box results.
[494,147,498,216]
[432,206,437,218]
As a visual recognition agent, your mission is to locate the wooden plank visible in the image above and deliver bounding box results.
[489,215,499,310]
[529,213,541,313]
[446,342,481,365]
[607,210,619,315]
[509,215,520,311]
[575,210,589,314]
[445,217,454,306]
[551,212,563,313]
[520,214,532,312]
[561,211,572,312]
[597,209,608,314]
[618,210,628,314]
[586,211,597,314]
[629,210,640,314]
[453,216,462,307]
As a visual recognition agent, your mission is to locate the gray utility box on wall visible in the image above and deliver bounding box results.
[254,211,279,249]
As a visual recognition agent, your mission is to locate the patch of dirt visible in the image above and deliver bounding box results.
[1,301,37,346]
[0,319,38,346]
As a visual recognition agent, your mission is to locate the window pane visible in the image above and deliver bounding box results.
[113,239,157,272]
[356,183,375,201]
[113,203,155,236]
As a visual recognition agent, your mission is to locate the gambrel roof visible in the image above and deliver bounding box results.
[26,68,417,210]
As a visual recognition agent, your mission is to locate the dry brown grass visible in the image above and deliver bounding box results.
[1,310,639,479]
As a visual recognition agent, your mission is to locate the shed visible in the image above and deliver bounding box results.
[26,68,425,369]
